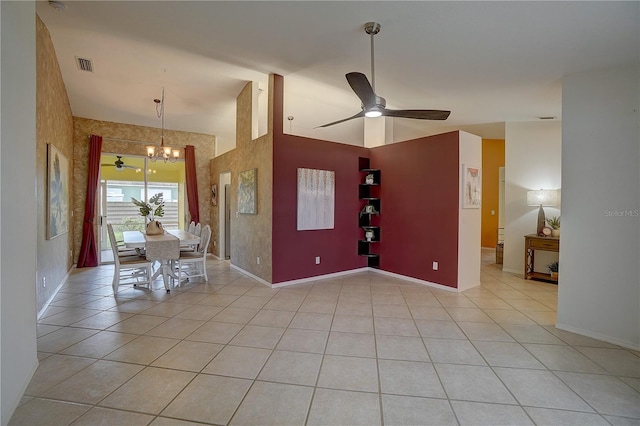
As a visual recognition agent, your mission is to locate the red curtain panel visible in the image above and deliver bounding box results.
[77,135,102,267]
[185,145,200,224]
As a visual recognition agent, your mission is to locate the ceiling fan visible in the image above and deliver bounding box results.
[318,22,451,128]
[101,156,139,172]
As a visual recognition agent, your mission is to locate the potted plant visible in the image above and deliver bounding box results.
[546,216,560,237]
[547,261,559,280]
[131,194,165,235]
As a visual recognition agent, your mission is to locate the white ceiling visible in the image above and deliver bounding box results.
[36,1,639,149]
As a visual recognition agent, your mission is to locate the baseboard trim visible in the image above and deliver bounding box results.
[37,268,71,320]
[270,268,371,288]
[369,268,460,292]
[555,322,640,351]
[233,264,463,292]
[229,264,273,287]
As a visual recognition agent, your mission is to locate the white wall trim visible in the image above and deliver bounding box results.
[37,268,71,320]
[269,268,370,288]
[240,265,463,292]
[457,131,483,291]
[556,322,640,351]
[371,268,461,292]
[230,263,273,287]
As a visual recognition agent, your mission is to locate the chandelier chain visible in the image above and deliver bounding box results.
[147,87,178,163]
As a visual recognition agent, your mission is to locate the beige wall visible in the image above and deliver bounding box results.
[73,117,215,260]
[36,15,74,311]
[210,77,274,283]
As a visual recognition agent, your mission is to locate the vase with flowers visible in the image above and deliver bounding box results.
[131,194,165,235]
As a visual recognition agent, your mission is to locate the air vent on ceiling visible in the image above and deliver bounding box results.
[75,56,93,72]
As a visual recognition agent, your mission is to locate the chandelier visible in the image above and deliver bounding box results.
[147,88,179,163]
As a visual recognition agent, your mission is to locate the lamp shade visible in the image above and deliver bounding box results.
[527,189,559,207]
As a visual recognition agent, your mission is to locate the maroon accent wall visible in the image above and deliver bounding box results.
[272,135,369,283]
[371,132,460,288]
[271,75,369,283]
[271,75,461,286]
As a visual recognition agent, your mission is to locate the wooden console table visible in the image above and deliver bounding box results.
[524,234,559,283]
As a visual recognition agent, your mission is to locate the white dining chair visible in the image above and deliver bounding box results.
[176,224,211,285]
[181,221,200,253]
[194,222,202,237]
[107,223,153,294]
[109,225,140,257]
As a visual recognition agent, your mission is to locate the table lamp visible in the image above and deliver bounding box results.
[527,189,559,236]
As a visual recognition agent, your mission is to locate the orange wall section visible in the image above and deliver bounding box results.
[481,139,505,248]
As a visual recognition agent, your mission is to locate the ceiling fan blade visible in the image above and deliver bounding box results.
[317,111,366,128]
[100,163,115,167]
[346,72,377,109]
[382,109,451,120]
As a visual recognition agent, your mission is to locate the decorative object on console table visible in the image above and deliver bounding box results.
[527,189,560,236]
[357,157,381,268]
[546,215,560,237]
[524,234,559,283]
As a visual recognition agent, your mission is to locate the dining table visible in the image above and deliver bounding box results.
[122,229,201,292]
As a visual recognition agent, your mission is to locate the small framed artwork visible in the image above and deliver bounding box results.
[211,184,217,206]
[47,144,70,239]
[462,164,481,209]
[238,168,257,214]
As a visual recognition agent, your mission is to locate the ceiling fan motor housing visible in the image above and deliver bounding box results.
[362,95,386,112]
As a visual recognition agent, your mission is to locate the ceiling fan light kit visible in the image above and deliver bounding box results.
[319,21,450,128]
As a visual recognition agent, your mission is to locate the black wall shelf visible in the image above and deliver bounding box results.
[358,157,380,268]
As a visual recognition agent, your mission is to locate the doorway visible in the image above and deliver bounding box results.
[98,153,186,263]
[218,172,231,260]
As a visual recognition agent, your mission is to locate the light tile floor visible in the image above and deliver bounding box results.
[10,249,640,425]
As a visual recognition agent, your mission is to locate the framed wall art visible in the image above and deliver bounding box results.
[297,168,335,230]
[47,144,70,239]
[462,164,481,209]
[238,168,257,214]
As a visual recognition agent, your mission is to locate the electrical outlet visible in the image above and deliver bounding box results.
[432,261,438,270]
[315,256,321,265]
[213,240,216,247]
[257,257,260,265]
[42,276,46,288]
